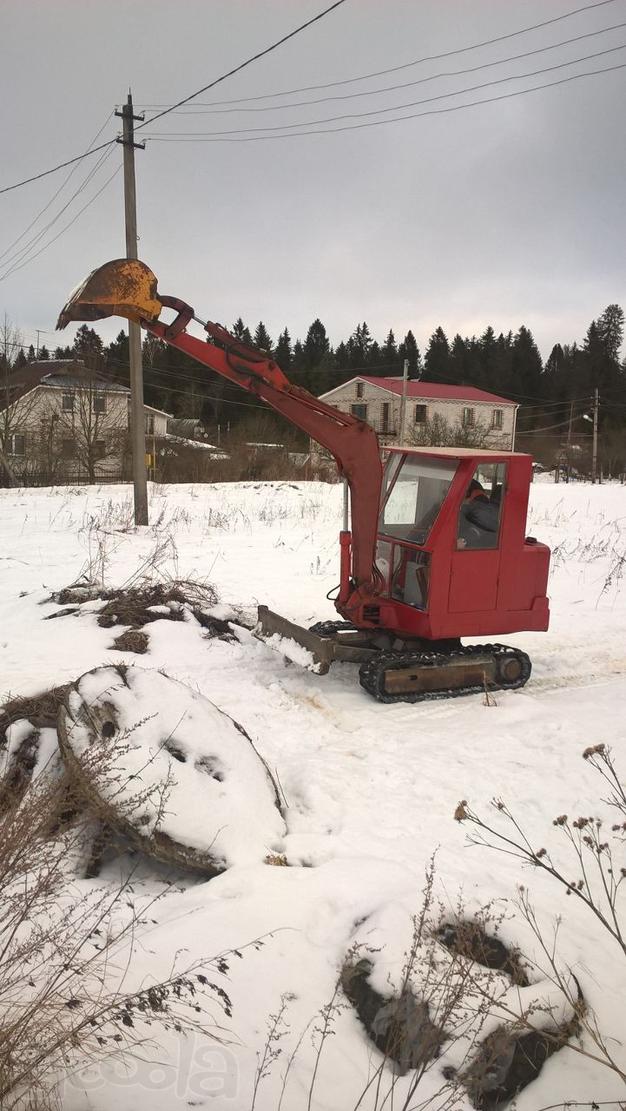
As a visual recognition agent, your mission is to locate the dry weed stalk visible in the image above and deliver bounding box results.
[0,737,234,1109]
[455,743,626,1090]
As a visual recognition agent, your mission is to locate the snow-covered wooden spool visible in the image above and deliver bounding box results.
[58,665,286,875]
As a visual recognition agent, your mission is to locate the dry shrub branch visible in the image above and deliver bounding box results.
[0,730,234,1109]
[455,742,626,1090]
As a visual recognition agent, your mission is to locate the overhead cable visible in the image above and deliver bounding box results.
[138,20,626,116]
[0,115,114,263]
[147,60,626,142]
[138,0,623,107]
[0,164,121,283]
[134,0,348,132]
[147,42,626,137]
[0,0,347,195]
[0,147,115,278]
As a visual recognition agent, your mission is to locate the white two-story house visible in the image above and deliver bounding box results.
[1,360,170,484]
[318,376,518,450]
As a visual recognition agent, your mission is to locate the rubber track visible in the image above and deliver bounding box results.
[358,643,532,704]
[308,619,357,637]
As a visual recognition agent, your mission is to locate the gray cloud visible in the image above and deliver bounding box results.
[2,0,625,359]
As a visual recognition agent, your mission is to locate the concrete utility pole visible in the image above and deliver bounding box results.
[399,358,409,443]
[565,399,574,482]
[592,387,599,485]
[116,91,148,526]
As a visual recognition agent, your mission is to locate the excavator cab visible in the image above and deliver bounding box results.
[58,258,550,704]
[372,447,549,639]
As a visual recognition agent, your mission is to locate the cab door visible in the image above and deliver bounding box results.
[448,548,500,612]
[448,465,506,615]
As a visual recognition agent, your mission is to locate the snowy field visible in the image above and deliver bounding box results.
[1,478,626,1110]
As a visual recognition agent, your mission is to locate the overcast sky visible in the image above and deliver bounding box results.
[2,0,625,362]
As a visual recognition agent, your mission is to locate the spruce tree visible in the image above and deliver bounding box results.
[274,328,292,371]
[478,326,498,389]
[38,345,50,360]
[233,318,252,345]
[253,322,272,353]
[291,339,305,372]
[449,334,467,382]
[27,344,36,361]
[424,328,450,382]
[303,319,330,369]
[334,341,348,370]
[368,340,382,369]
[597,304,624,362]
[511,325,543,397]
[398,330,420,378]
[73,324,104,370]
[381,329,398,369]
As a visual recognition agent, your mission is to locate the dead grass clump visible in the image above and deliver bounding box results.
[112,629,150,654]
[97,583,192,628]
[194,610,244,641]
[264,852,288,866]
[50,585,103,606]
[0,685,70,744]
[46,579,221,631]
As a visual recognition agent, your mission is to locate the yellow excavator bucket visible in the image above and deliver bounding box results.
[56,259,162,329]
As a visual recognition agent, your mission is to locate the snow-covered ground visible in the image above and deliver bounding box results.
[1,478,626,1110]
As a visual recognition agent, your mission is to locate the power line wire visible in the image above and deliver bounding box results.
[0,147,115,279]
[0,140,117,198]
[107,357,598,414]
[137,0,623,107]
[0,163,121,283]
[0,115,114,264]
[147,60,626,143]
[0,0,347,196]
[137,20,626,117]
[147,42,626,137]
[134,0,348,132]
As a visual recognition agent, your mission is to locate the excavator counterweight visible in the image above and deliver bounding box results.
[57,259,162,329]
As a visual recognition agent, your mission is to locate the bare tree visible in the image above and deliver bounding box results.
[0,316,39,485]
[410,413,491,448]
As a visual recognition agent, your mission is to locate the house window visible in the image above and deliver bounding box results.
[462,407,475,428]
[93,440,106,460]
[356,381,364,399]
[62,393,74,412]
[61,439,75,459]
[351,403,368,421]
[8,433,25,457]
[492,409,503,430]
[414,404,427,424]
[93,396,106,414]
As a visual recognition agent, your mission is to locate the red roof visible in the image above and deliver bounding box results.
[358,376,514,406]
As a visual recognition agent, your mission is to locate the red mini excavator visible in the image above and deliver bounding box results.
[57,260,550,704]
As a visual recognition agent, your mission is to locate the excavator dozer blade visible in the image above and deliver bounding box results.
[255,606,377,675]
[56,259,162,329]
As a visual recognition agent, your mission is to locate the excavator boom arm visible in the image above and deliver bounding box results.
[147,319,383,593]
[57,259,383,600]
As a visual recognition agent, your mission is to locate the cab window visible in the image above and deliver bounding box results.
[457,463,506,550]
[379,455,458,545]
